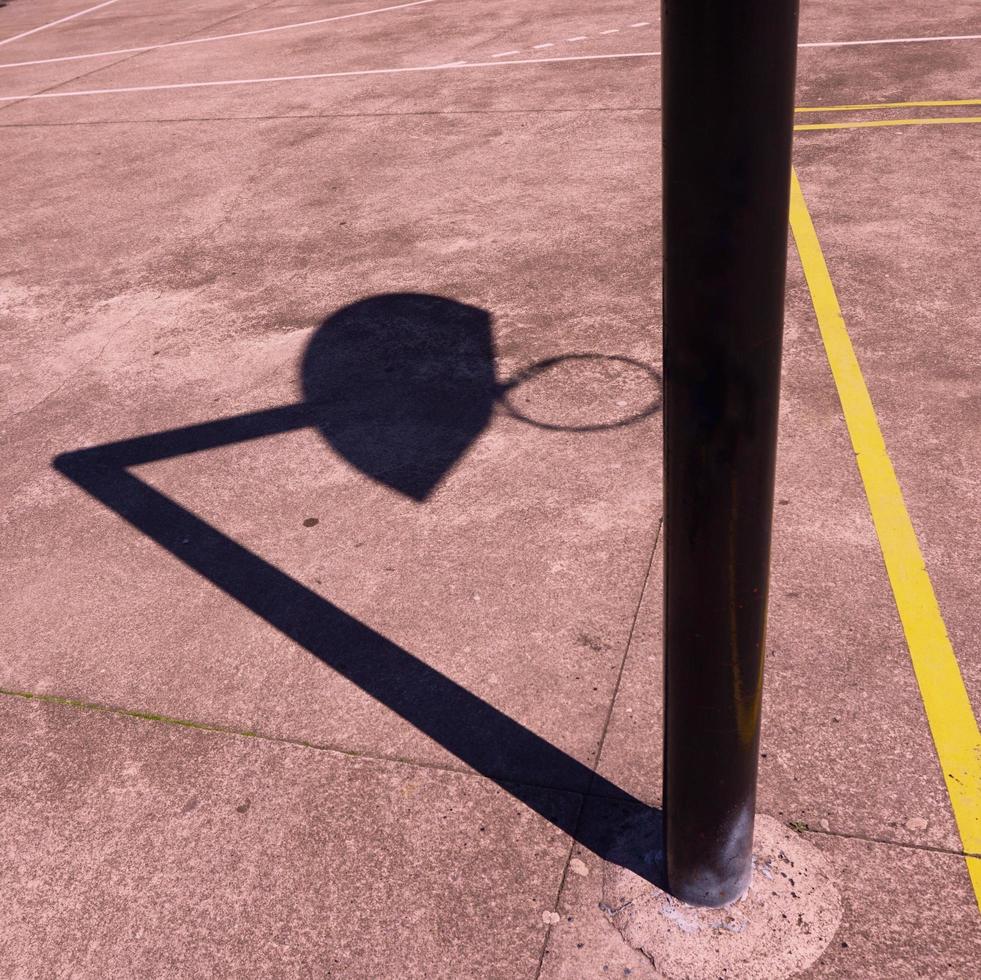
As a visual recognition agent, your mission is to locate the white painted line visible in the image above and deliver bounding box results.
[566,36,588,42]
[492,50,519,58]
[0,0,435,68]
[799,32,981,49]
[3,15,977,71]
[0,50,664,102]
[0,0,121,48]
[533,43,554,49]
[5,28,980,103]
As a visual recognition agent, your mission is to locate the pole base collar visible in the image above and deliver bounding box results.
[600,813,842,978]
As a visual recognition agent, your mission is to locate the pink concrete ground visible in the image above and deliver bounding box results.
[1,0,979,976]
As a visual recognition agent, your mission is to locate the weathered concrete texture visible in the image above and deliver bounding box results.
[2,0,980,975]
[0,0,116,37]
[792,128,981,714]
[0,694,575,979]
[795,838,981,979]
[794,0,981,107]
[0,109,660,779]
[797,0,981,40]
[795,44,981,110]
[0,0,299,97]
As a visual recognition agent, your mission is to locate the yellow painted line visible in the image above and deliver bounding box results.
[795,116,981,131]
[789,169,981,913]
[796,98,981,112]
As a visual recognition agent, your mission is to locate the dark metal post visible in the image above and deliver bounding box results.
[661,0,800,906]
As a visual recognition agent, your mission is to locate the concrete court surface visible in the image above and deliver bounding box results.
[1,0,979,976]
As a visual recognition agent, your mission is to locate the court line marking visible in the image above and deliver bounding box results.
[789,168,981,915]
[3,23,980,71]
[796,98,981,112]
[4,46,981,103]
[470,18,654,62]
[799,32,981,49]
[0,0,121,48]
[0,0,434,68]
[476,24,980,64]
[795,116,981,131]
[0,49,663,101]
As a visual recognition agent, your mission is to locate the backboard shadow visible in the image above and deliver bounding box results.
[52,293,664,884]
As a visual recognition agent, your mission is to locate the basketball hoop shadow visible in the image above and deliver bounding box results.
[53,293,663,882]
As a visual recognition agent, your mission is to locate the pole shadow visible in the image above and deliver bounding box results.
[53,292,663,883]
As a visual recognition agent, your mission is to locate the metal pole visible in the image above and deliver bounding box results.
[661,0,800,907]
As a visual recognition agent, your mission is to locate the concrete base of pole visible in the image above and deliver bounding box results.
[600,813,842,978]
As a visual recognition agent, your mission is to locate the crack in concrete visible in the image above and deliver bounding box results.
[0,107,663,127]
[533,517,663,980]
[1,309,141,428]
[0,685,579,799]
[799,824,981,861]
[4,677,979,871]
[590,517,663,778]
